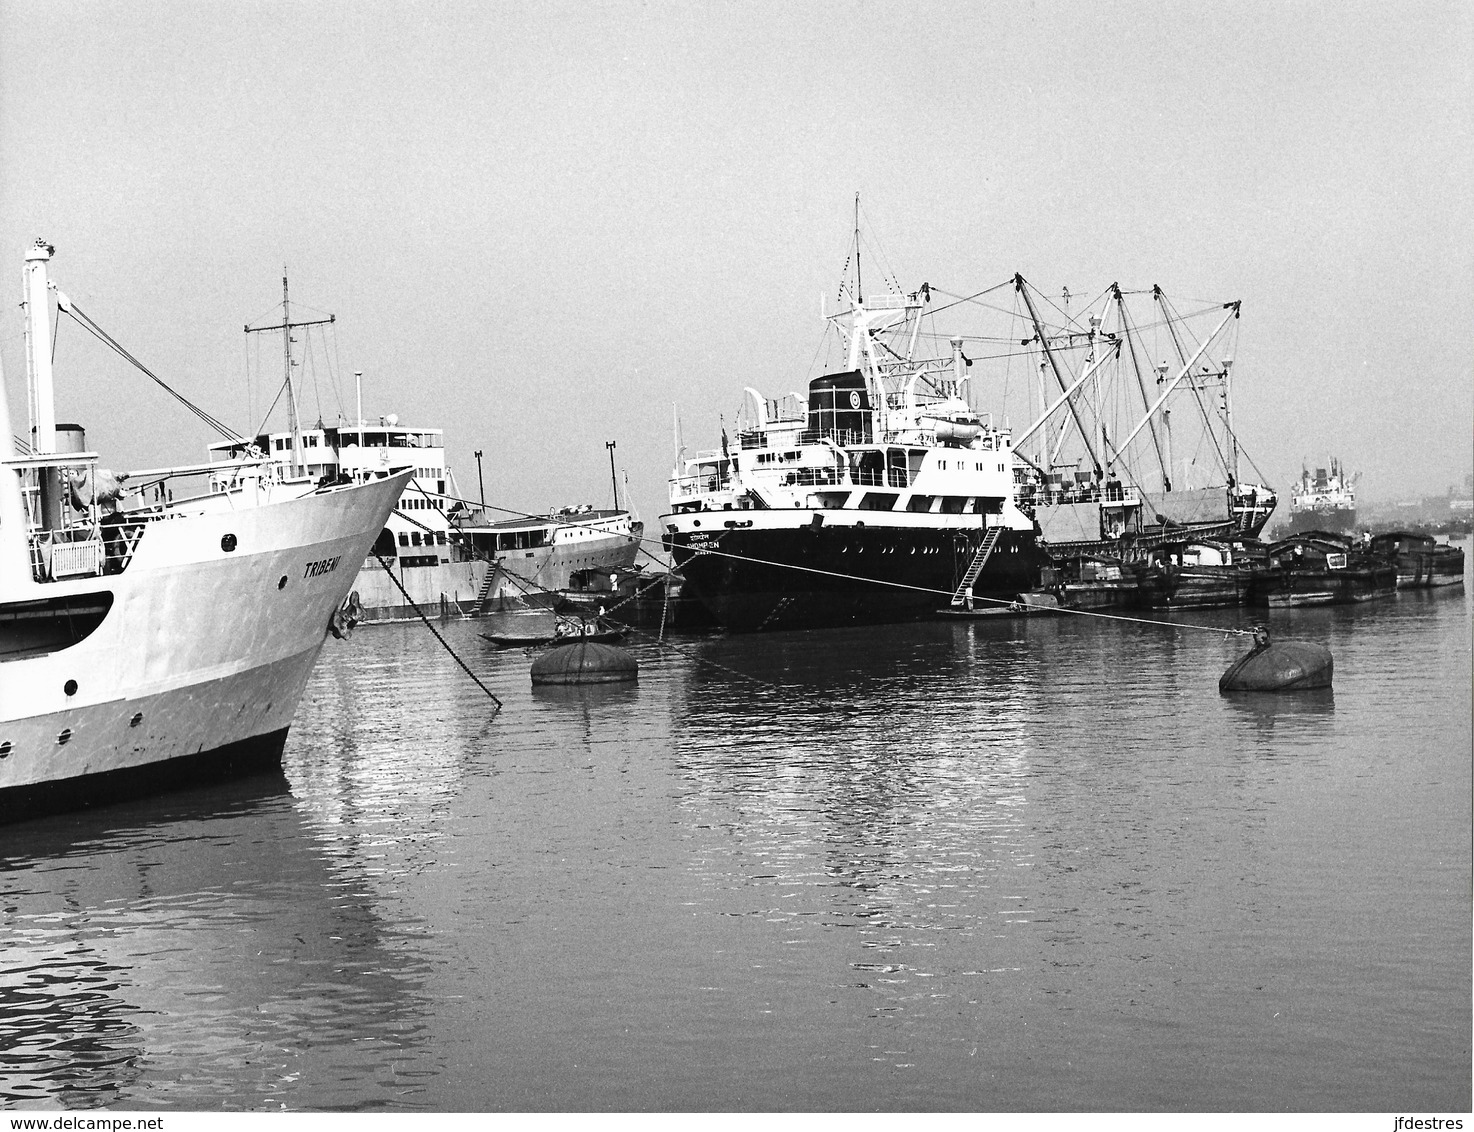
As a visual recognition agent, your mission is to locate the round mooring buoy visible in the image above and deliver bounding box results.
[1219,628,1333,693]
[530,640,638,686]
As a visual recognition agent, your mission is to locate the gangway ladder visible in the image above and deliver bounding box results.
[473,560,501,614]
[950,527,1003,608]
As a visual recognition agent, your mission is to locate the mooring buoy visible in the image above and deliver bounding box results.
[530,640,638,685]
[1219,627,1333,693]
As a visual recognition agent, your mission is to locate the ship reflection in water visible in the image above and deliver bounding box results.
[0,774,440,1110]
[0,569,1467,1112]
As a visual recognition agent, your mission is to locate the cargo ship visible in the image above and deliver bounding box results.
[662,211,1046,631]
[1284,458,1357,535]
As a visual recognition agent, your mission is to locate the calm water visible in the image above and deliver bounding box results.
[2,558,1470,1112]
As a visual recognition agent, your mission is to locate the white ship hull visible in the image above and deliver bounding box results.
[348,517,641,620]
[0,471,410,819]
[467,511,644,611]
[353,556,487,621]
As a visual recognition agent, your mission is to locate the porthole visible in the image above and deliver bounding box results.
[56,729,72,746]
[130,713,144,728]
[64,679,78,696]
[278,576,288,590]
[0,741,10,759]
[221,533,238,552]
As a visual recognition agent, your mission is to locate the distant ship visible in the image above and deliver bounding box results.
[1285,458,1357,535]
[209,422,644,620]
[206,275,643,620]
[1,241,407,822]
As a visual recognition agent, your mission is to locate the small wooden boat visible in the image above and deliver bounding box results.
[1137,539,1251,609]
[939,591,1060,618]
[480,622,626,648]
[1051,554,1140,610]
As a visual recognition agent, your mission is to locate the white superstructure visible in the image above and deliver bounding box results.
[209,419,482,620]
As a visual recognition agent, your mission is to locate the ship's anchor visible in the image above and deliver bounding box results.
[329,590,364,640]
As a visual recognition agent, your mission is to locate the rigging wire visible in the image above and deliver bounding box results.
[854,197,904,298]
[1029,280,1115,333]
[59,301,245,442]
[330,327,346,422]
[254,377,291,438]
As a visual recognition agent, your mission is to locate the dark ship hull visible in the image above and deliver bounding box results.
[669,522,1047,632]
[1285,506,1356,536]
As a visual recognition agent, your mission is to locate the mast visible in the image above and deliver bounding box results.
[1036,358,1050,473]
[606,440,619,510]
[245,270,333,478]
[1110,301,1241,469]
[1222,357,1238,484]
[23,239,65,531]
[1113,284,1169,487]
[23,241,56,458]
[1154,285,1231,481]
[1161,379,1174,492]
[854,193,862,306]
[1015,274,1102,478]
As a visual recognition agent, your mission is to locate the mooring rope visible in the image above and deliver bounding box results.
[409,481,1257,640]
[370,552,503,714]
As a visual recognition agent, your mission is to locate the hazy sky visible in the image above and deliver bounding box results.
[2,1,1470,526]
